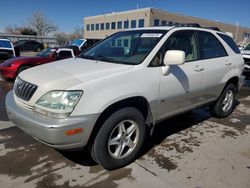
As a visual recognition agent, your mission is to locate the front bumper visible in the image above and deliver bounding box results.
[6,91,99,150]
[0,66,16,79]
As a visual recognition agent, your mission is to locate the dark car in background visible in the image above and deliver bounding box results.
[14,40,44,52]
[66,38,100,54]
[0,47,75,79]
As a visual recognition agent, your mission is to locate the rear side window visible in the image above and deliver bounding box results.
[58,51,73,58]
[197,31,227,59]
[218,33,240,54]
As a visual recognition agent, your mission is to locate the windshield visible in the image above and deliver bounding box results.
[37,48,55,57]
[80,30,167,65]
[70,39,86,47]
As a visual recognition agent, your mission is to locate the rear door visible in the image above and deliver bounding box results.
[196,31,230,101]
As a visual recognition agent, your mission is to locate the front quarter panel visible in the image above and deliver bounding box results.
[69,66,160,118]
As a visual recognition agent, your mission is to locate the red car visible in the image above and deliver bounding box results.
[0,47,75,79]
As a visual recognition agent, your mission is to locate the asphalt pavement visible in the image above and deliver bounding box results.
[0,79,250,188]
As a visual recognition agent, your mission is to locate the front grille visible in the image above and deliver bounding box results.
[14,77,38,101]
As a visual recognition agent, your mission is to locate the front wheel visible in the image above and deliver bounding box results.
[91,107,146,170]
[209,83,236,118]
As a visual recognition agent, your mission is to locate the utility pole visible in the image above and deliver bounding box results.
[235,21,240,43]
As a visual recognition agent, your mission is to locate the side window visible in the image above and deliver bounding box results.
[197,31,227,59]
[150,30,198,67]
[218,33,241,54]
[244,43,250,51]
[57,51,73,59]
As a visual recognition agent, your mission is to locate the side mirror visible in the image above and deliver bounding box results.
[163,50,185,66]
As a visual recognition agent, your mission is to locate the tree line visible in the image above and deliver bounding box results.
[4,12,83,45]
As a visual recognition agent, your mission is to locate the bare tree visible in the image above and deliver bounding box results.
[55,32,68,45]
[5,25,37,36]
[28,12,57,36]
[68,27,84,40]
[4,25,22,34]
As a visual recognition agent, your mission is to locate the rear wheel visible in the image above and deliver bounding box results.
[209,83,236,118]
[91,107,146,170]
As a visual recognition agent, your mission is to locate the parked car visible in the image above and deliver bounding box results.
[67,38,100,54]
[6,27,244,170]
[0,47,75,79]
[14,40,44,52]
[0,39,20,63]
[241,43,250,78]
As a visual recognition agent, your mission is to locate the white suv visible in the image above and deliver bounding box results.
[6,27,244,170]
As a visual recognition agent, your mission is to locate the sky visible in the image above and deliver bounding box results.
[0,0,250,34]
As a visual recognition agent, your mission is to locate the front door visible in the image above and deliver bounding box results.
[156,30,205,121]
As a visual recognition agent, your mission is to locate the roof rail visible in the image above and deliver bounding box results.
[186,23,201,27]
[204,27,221,31]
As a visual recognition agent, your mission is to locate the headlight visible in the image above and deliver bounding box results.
[7,63,14,67]
[34,90,83,118]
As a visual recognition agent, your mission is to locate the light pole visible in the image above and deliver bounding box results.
[235,21,240,43]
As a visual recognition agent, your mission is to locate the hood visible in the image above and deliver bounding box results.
[19,58,133,89]
[1,56,43,66]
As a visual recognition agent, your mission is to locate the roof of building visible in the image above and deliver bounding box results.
[84,7,250,30]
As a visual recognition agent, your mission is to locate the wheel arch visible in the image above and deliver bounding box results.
[226,76,239,91]
[87,96,154,147]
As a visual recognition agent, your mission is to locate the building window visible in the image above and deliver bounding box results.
[87,24,90,31]
[118,21,122,29]
[95,23,99,30]
[168,21,173,26]
[131,20,136,28]
[124,20,129,29]
[174,22,179,26]
[154,19,160,26]
[162,20,167,26]
[101,23,104,30]
[106,23,110,30]
[139,19,144,28]
[117,39,122,47]
[111,22,116,29]
[91,24,94,31]
[124,39,129,47]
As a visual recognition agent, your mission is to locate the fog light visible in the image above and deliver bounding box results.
[66,128,83,136]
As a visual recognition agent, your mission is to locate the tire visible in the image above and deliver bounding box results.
[209,83,236,118]
[91,107,146,170]
[17,65,31,75]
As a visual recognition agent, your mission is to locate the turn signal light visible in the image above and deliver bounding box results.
[66,128,83,136]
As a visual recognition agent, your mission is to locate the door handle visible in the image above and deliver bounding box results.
[194,67,205,72]
[225,62,232,66]
[225,61,232,66]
